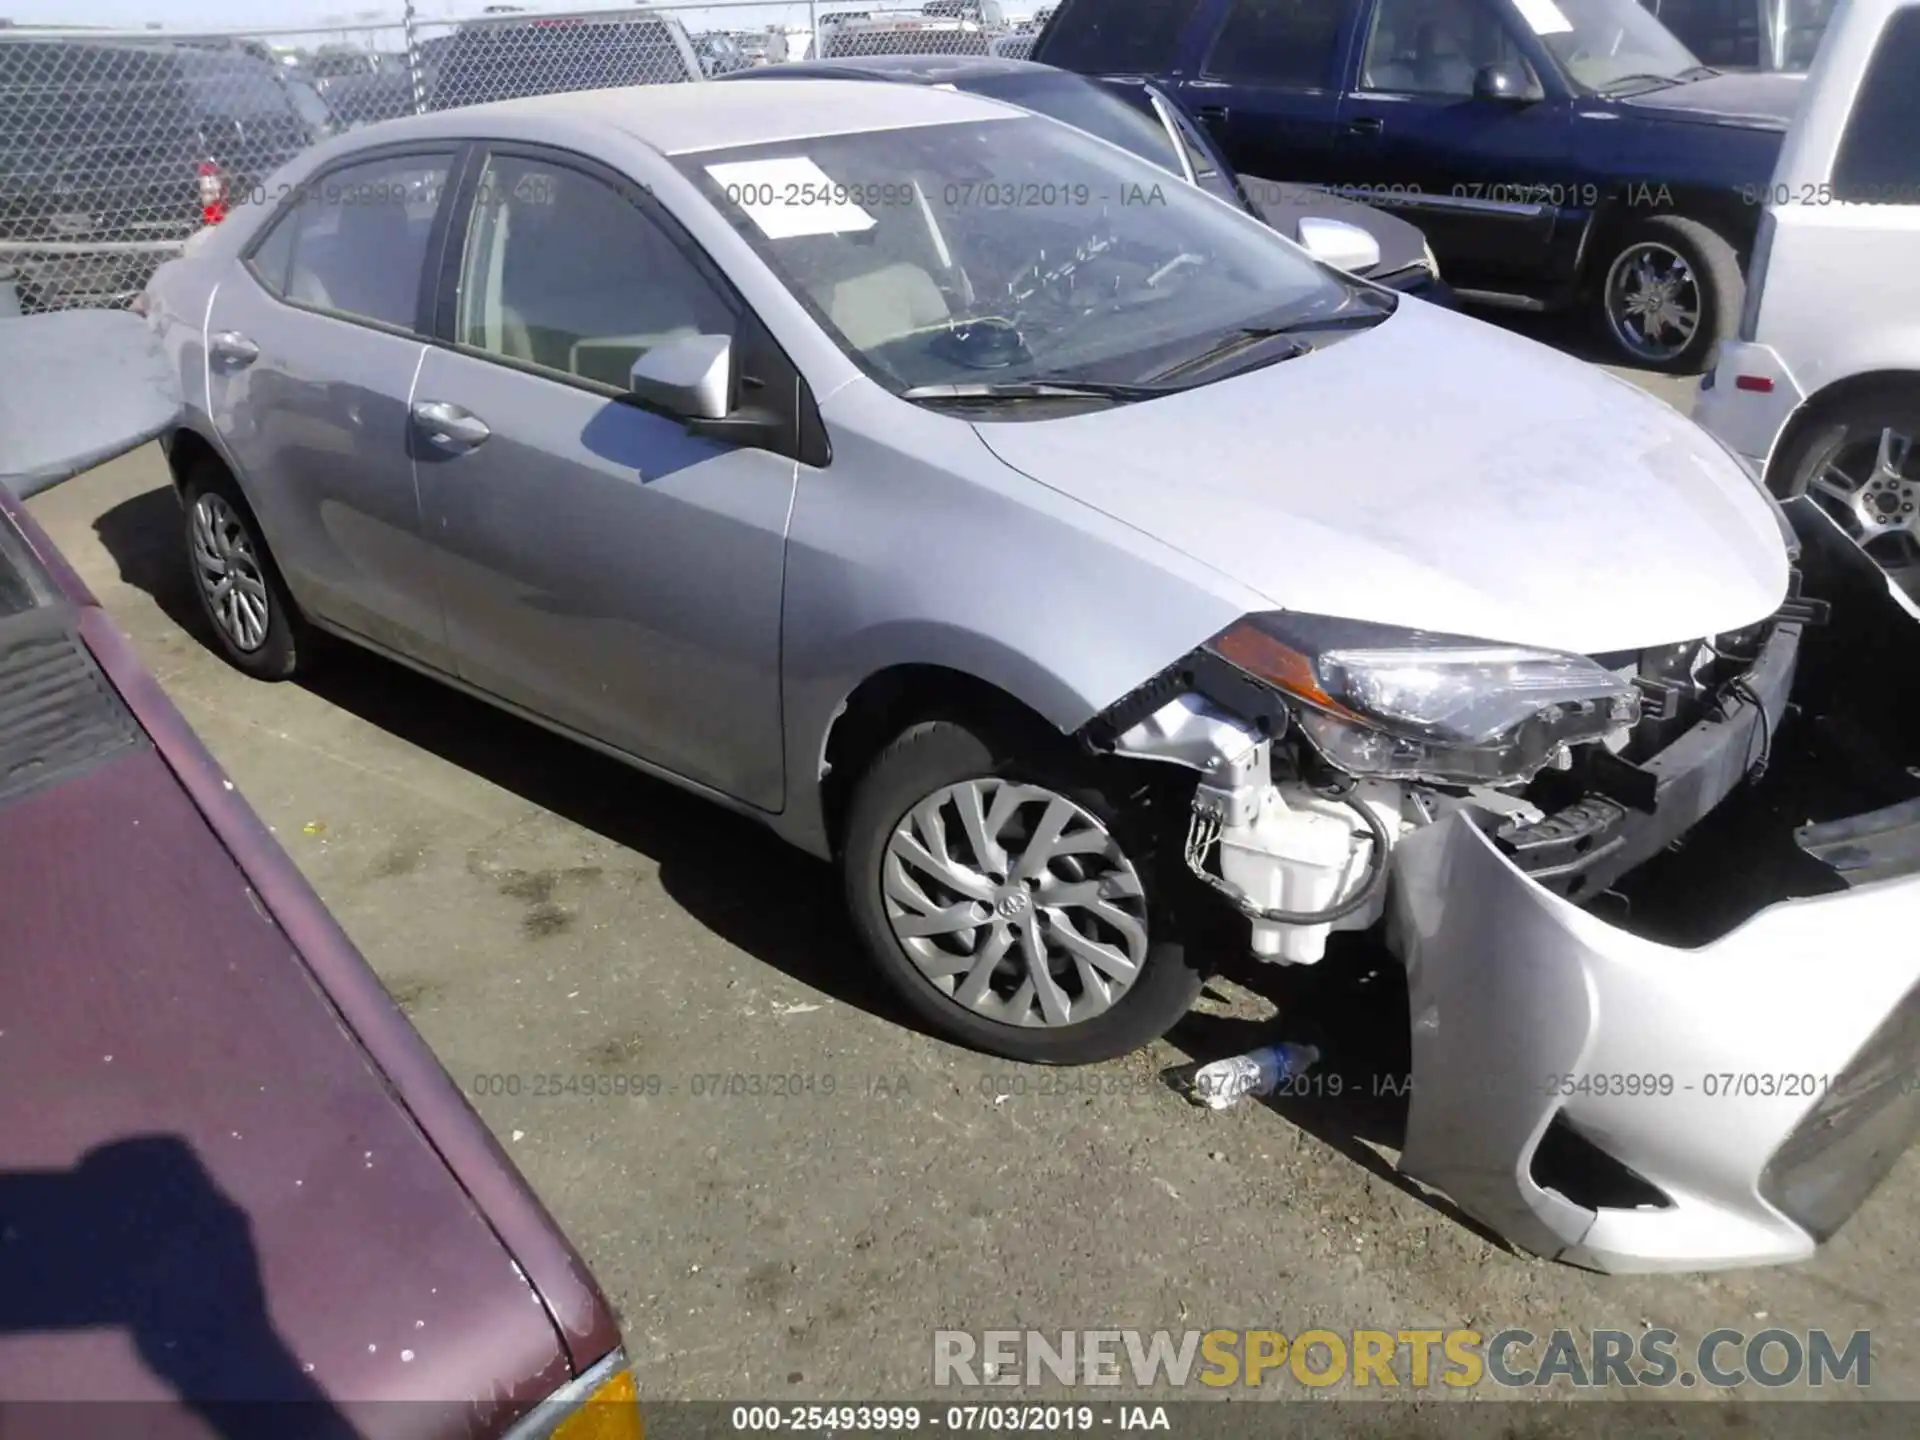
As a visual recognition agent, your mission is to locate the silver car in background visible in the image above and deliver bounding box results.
[144,80,1920,1273]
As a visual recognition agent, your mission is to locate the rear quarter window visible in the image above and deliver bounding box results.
[1034,0,1209,73]
[1831,7,1920,201]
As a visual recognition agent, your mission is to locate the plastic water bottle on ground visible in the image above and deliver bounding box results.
[1193,1042,1322,1110]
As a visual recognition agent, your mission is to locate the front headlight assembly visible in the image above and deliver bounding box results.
[1206,612,1640,785]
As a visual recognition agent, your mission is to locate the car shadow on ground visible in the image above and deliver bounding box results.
[93,482,920,1035]
[96,480,1501,1245]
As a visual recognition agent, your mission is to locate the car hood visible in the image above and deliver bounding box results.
[972,300,1790,655]
[0,688,569,1415]
[1616,70,1806,129]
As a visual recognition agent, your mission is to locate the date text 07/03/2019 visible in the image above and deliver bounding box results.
[729,1405,1170,1432]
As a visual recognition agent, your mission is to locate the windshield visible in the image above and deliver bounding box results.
[1519,0,1701,92]
[677,115,1359,395]
[962,72,1184,174]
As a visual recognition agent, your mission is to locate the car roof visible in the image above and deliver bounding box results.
[391,76,1017,154]
[718,53,1061,84]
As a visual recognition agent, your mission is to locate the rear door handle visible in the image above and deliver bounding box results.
[1195,104,1230,131]
[1344,116,1386,136]
[411,399,491,451]
[209,330,258,366]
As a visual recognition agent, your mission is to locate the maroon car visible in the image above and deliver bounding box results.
[0,312,637,1439]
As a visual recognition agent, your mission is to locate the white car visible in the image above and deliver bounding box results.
[1695,0,1920,612]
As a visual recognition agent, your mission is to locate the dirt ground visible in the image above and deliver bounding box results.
[23,336,1920,1407]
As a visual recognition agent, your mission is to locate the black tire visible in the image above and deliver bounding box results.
[1768,386,1920,583]
[1592,214,1744,375]
[841,718,1205,1065]
[180,457,311,681]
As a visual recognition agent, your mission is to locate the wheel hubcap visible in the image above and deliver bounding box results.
[190,493,271,653]
[1805,425,1920,595]
[882,778,1150,1029]
[1604,242,1701,363]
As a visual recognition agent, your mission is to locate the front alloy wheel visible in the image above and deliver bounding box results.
[842,719,1204,1064]
[883,778,1150,1029]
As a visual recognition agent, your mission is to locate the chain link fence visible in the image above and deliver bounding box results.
[0,1,1042,315]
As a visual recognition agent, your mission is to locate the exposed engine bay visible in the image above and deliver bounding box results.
[1080,497,1911,966]
[1078,497,1920,1271]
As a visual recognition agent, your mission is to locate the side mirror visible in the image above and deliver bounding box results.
[1296,216,1382,274]
[628,330,788,451]
[629,331,734,420]
[1473,60,1542,103]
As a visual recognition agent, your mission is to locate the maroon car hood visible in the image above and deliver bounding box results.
[0,721,567,1429]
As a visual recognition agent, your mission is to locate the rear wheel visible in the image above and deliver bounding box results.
[1772,388,1920,606]
[181,459,310,681]
[841,719,1204,1064]
[1593,215,1743,375]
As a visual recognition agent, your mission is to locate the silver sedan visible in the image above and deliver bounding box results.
[145,79,1920,1272]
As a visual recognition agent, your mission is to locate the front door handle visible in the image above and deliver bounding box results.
[209,330,258,366]
[1344,115,1386,136]
[411,399,491,451]
[1195,104,1229,131]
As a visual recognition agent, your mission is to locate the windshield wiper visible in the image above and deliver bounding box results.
[1597,72,1687,96]
[1143,302,1392,385]
[1675,64,1721,80]
[899,379,1176,403]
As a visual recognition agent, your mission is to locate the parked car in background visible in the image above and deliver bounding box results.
[717,54,1449,298]
[819,2,1002,57]
[0,37,332,311]
[0,309,640,1436]
[1695,0,1920,609]
[1032,0,1803,372]
[1639,0,1838,70]
[693,30,756,76]
[427,8,702,110]
[142,81,1920,1272]
[306,44,416,126]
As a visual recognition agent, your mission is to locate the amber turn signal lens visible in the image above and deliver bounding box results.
[1209,620,1356,717]
[550,1366,642,1440]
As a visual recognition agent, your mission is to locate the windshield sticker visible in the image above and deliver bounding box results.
[704,156,879,240]
[1510,0,1575,33]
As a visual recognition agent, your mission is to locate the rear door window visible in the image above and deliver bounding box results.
[1034,0,1209,72]
[1203,0,1352,88]
[1831,7,1920,202]
[247,152,452,330]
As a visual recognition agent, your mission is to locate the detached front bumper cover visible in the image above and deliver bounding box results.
[1392,499,1920,1272]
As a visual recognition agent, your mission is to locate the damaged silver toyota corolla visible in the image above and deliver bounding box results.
[145,82,1920,1274]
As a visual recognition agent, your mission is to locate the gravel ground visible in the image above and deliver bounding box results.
[23,319,1920,1410]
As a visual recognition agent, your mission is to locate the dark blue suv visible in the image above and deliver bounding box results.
[1032,0,1804,372]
